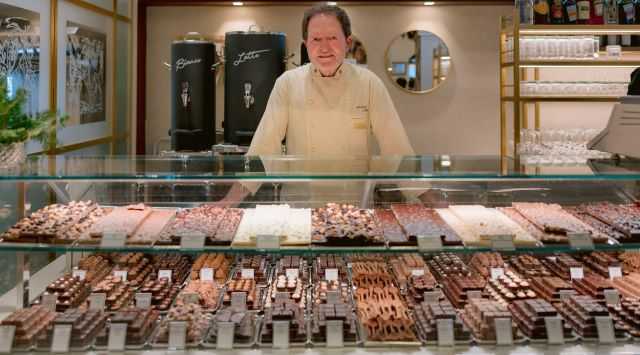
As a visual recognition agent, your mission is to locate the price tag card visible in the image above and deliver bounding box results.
[490,268,505,280]
[604,289,621,306]
[424,291,441,303]
[114,270,128,281]
[286,269,299,279]
[42,294,58,312]
[231,292,247,311]
[0,325,16,354]
[89,293,106,310]
[168,321,187,350]
[200,268,215,281]
[559,290,574,300]
[417,234,442,251]
[241,268,255,279]
[257,234,280,249]
[436,318,455,346]
[101,232,126,248]
[51,324,72,353]
[411,269,425,277]
[326,320,343,348]
[135,292,152,309]
[182,292,200,305]
[181,232,205,249]
[609,266,623,280]
[326,290,340,305]
[107,323,128,351]
[72,269,86,281]
[568,233,594,250]
[490,235,515,251]
[494,318,513,346]
[467,290,482,300]
[570,267,584,280]
[158,269,172,281]
[275,292,290,302]
[325,268,339,281]
[544,317,564,345]
[595,316,616,344]
[272,321,290,349]
[216,322,235,349]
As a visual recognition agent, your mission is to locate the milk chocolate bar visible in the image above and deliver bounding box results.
[508,255,553,278]
[35,275,92,312]
[540,254,583,280]
[207,308,257,345]
[190,253,232,283]
[557,295,625,339]
[153,303,214,345]
[92,275,135,311]
[0,306,56,349]
[508,298,572,340]
[95,308,160,347]
[413,300,471,343]
[37,308,107,349]
[391,204,462,245]
[460,298,516,342]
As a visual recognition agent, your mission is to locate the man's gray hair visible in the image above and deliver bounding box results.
[302,4,351,41]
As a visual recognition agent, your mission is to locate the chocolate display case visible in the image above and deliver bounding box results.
[2,155,640,353]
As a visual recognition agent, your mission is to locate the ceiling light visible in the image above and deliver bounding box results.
[232,1,244,6]
[327,1,338,5]
[424,1,436,5]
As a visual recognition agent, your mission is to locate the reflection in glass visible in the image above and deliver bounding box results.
[0,4,40,115]
[386,30,450,93]
[345,35,367,66]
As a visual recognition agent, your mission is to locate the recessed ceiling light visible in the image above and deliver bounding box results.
[232,1,244,6]
[424,1,436,5]
[327,1,338,5]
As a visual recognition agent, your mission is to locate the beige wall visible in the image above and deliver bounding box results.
[146,5,515,155]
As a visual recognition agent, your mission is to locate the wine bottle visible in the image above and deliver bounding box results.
[534,0,551,23]
[605,0,619,45]
[619,0,635,46]
[591,0,605,23]
[577,0,591,23]
[551,0,566,23]
[564,0,579,23]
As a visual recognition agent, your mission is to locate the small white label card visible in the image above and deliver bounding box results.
[604,289,621,306]
[181,232,205,249]
[417,234,443,251]
[411,269,425,277]
[51,324,72,353]
[490,234,515,251]
[494,317,513,346]
[158,269,173,281]
[467,290,483,300]
[570,267,584,280]
[241,268,255,279]
[89,293,106,310]
[42,293,58,312]
[326,320,343,348]
[107,322,128,351]
[595,316,616,344]
[436,318,455,346]
[275,292,290,302]
[326,290,340,305]
[559,290,574,300]
[135,292,152,309]
[568,232,594,250]
[286,268,299,279]
[257,234,280,249]
[231,291,247,311]
[72,269,86,281]
[101,232,127,248]
[325,268,339,281]
[216,321,235,350]
[200,268,214,281]
[609,266,623,280]
[544,316,564,345]
[168,321,187,350]
[491,267,505,280]
[182,292,200,305]
[424,291,441,303]
[0,325,16,354]
[272,320,290,349]
[114,270,128,281]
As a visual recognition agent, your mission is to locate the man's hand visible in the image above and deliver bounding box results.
[218,182,251,207]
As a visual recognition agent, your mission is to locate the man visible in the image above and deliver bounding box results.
[223,4,414,202]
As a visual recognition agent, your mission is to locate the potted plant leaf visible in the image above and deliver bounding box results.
[0,76,67,168]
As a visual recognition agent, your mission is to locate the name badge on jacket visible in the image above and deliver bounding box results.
[352,105,370,129]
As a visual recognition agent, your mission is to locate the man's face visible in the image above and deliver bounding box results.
[305,13,352,76]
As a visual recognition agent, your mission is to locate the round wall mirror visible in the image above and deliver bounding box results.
[385,30,450,93]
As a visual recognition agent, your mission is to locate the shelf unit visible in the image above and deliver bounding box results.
[499,18,640,158]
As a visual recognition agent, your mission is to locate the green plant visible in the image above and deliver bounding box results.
[0,77,67,147]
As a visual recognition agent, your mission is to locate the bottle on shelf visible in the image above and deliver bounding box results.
[519,0,535,24]
[590,0,606,23]
[534,0,551,23]
[619,0,635,46]
[564,0,579,24]
[551,0,566,23]
[577,0,592,23]
[634,0,640,46]
[605,0,619,45]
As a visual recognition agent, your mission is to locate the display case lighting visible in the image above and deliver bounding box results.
[327,1,338,5]
[232,1,244,6]
[423,1,436,5]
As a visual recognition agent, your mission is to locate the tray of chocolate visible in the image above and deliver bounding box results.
[313,254,349,283]
[156,205,235,245]
[87,203,153,244]
[274,255,309,282]
[441,275,487,309]
[498,207,570,244]
[529,276,577,304]
[150,303,214,348]
[311,203,384,246]
[540,254,584,281]
[611,273,640,299]
[151,253,192,285]
[0,306,56,351]
[36,308,108,351]
[91,275,135,312]
[203,308,260,348]
[138,277,181,312]
[389,254,438,305]
[75,254,113,286]
[426,252,472,281]
[232,205,311,246]
[619,252,640,274]
[578,251,623,278]
[567,206,630,244]
[412,299,472,345]
[375,208,412,245]
[67,206,112,244]
[390,204,462,245]
[508,298,576,343]
[110,253,154,289]
[573,274,616,303]
[223,279,266,311]
[94,307,161,349]
[508,254,553,278]
[32,275,92,312]
[2,201,99,244]
[189,253,233,284]
[232,255,272,285]
[608,299,640,339]
[486,270,537,307]
[177,279,223,311]
[259,297,308,347]
[459,298,524,344]
[468,252,505,279]
[581,202,640,242]
[556,295,627,341]
[309,279,359,346]
[351,261,419,346]
[126,208,177,245]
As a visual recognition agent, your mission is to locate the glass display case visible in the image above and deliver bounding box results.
[2,154,640,353]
